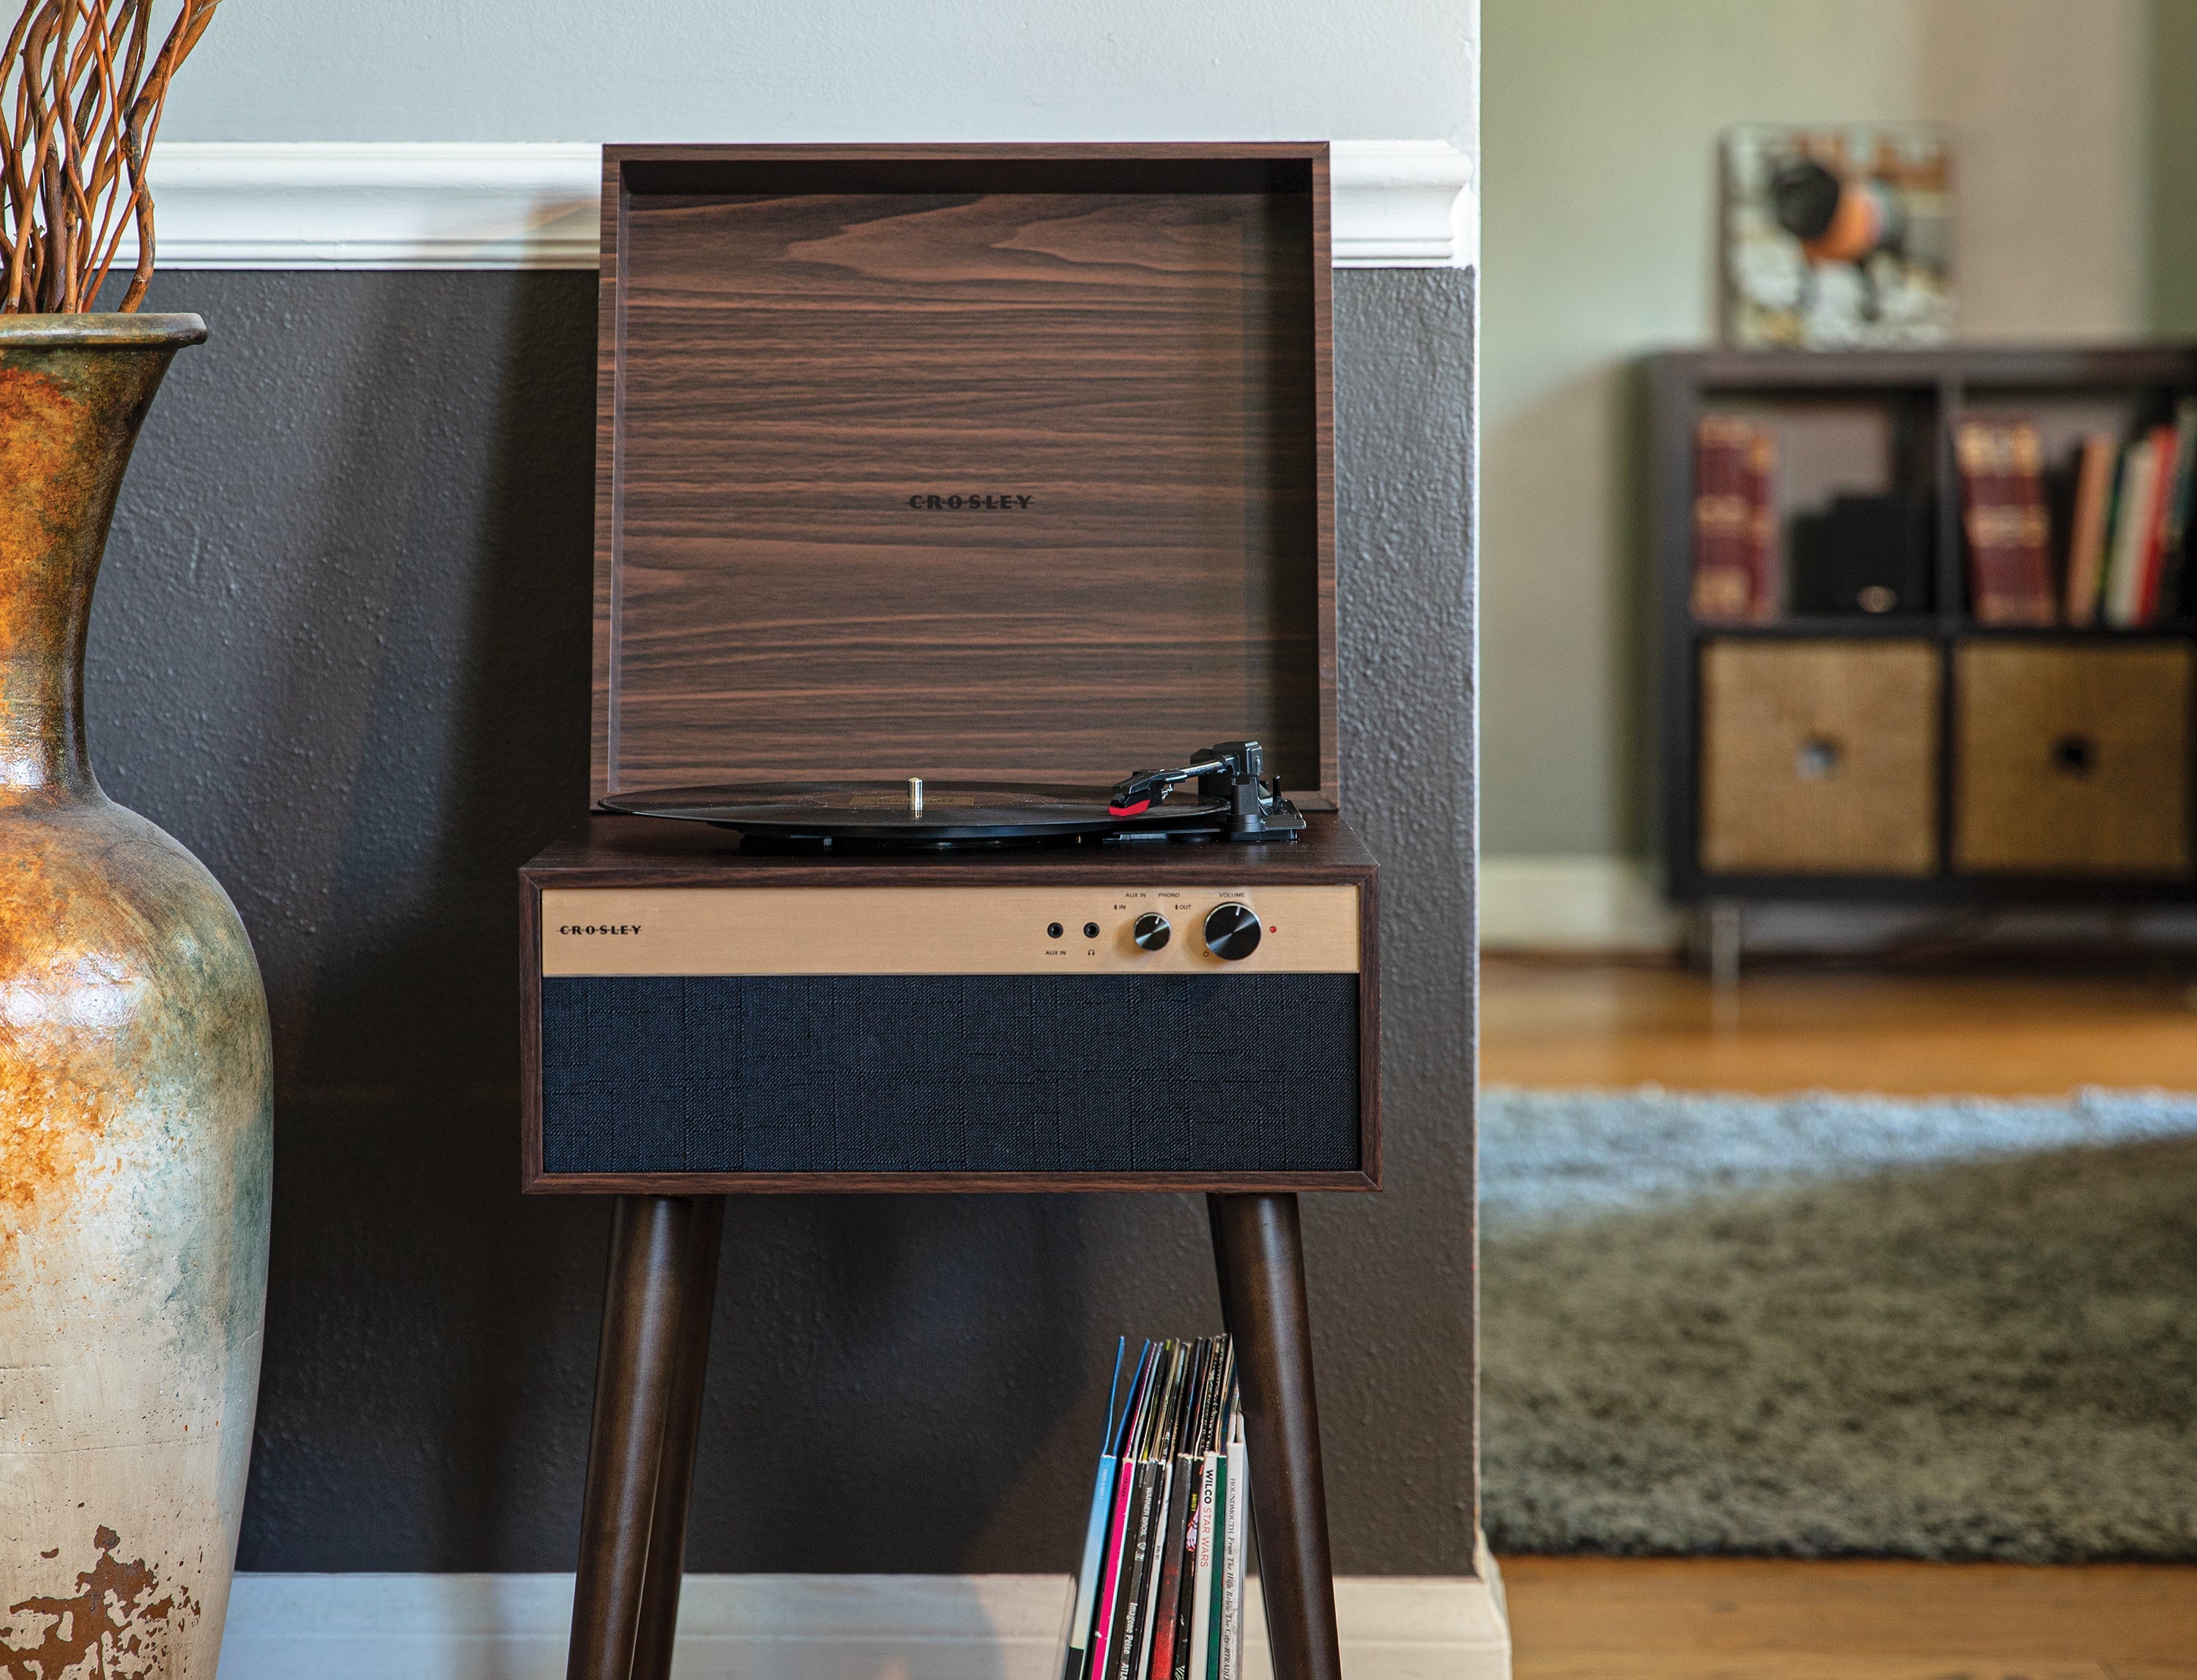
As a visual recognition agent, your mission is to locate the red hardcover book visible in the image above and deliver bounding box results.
[1738,423,1776,617]
[2136,421,2181,624]
[1692,418,1774,620]
[1958,419,2056,625]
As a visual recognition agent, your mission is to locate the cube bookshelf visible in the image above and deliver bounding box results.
[1648,343,2197,916]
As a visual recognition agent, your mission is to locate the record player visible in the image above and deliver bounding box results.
[526,144,1364,1680]
[527,732,1375,1189]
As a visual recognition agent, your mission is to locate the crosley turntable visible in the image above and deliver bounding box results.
[527,144,1363,1680]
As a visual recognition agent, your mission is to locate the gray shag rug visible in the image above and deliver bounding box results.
[1480,1085,2197,1561]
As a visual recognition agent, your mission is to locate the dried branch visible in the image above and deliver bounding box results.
[0,0,218,313]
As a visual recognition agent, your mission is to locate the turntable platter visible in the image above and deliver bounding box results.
[597,781,1227,844]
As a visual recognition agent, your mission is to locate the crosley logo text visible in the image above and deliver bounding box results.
[560,924,642,935]
[907,493,1033,510]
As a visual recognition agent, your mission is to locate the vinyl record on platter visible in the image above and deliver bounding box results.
[598,781,1228,843]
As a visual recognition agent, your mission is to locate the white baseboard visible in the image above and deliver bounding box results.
[124,140,1473,272]
[1477,856,2197,957]
[1479,855,1679,954]
[218,1559,1511,1679]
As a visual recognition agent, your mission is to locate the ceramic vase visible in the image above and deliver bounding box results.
[0,315,272,1679]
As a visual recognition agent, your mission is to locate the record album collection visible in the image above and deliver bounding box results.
[1063,1337,1250,1680]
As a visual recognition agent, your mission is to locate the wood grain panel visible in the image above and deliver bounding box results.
[592,150,622,803]
[1700,639,1940,876]
[1955,640,2193,875]
[593,146,1332,806]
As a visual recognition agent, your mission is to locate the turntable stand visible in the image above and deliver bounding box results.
[527,814,1375,1680]
[548,141,1363,1680]
[566,1194,1337,1680]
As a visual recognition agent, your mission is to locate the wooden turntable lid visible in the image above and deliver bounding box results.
[593,144,1336,809]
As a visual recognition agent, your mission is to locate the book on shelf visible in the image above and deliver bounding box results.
[2102,433,2154,627]
[1691,417,1777,620]
[2064,431,2118,625]
[2136,421,2179,625]
[1957,417,2057,625]
[1065,1336,1244,1680]
[2103,428,2177,628]
[2056,403,2197,631]
[2155,398,2197,620]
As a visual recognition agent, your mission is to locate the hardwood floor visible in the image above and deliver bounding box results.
[1484,957,2197,1675]
[1481,957,2197,1096]
[1501,1556,2197,1680]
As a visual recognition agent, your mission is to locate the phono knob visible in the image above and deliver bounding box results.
[1202,902,1262,961]
[1132,913,1172,951]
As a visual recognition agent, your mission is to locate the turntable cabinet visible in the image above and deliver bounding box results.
[527,144,1362,1680]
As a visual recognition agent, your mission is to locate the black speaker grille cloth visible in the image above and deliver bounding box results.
[540,974,1359,1175]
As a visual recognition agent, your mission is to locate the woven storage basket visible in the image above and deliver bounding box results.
[1700,639,1939,875]
[1955,641,2191,875]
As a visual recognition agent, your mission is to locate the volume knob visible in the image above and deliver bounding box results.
[1132,913,1172,951]
[1203,902,1262,961]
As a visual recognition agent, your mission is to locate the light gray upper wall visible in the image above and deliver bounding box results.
[163,0,1477,152]
[1481,0,2149,859]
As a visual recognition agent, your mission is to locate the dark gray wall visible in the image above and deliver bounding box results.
[90,267,1476,1575]
[1331,270,1480,1556]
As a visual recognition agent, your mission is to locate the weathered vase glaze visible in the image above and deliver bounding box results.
[0,316,271,1679]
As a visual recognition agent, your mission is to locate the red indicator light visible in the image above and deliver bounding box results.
[1269,924,1278,932]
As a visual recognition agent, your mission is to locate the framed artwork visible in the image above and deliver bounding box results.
[1722,123,1952,349]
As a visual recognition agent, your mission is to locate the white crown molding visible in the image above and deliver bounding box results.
[140,141,603,270]
[1331,139,1476,269]
[124,139,1474,272]
[218,1565,1512,1679]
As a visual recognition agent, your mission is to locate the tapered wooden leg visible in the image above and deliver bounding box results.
[1208,1193,1342,1680]
[628,1197,725,1680]
[568,1196,709,1680]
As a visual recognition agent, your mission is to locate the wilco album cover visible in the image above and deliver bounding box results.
[1721,122,1952,349]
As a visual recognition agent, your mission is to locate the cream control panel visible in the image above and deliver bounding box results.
[540,886,1359,977]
